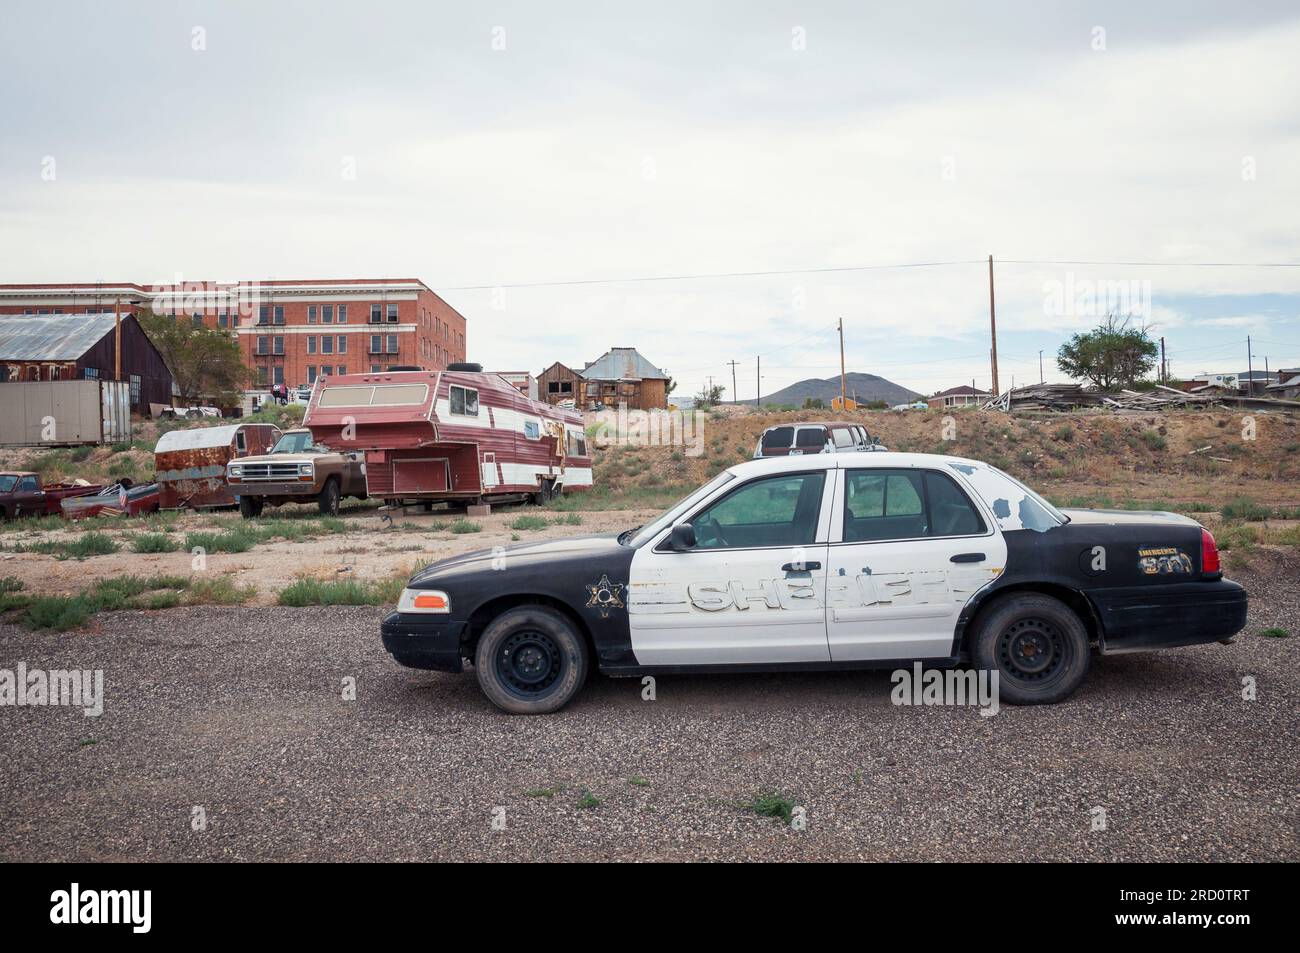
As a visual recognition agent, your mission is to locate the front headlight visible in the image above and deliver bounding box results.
[397,588,450,614]
[228,465,242,477]
[297,462,314,476]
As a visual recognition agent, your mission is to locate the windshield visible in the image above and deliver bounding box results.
[272,431,324,454]
[0,476,16,492]
[952,463,1066,533]
[624,472,736,547]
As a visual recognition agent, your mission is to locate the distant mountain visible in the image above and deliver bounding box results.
[751,372,923,408]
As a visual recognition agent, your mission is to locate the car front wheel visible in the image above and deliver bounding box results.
[474,606,588,714]
[972,593,1090,705]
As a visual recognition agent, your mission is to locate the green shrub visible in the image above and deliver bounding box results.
[1221,496,1270,521]
[278,578,389,606]
[510,515,549,531]
[745,791,797,824]
[447,519,481,534]
[1140,429,1167,451]
[131,533,180,554]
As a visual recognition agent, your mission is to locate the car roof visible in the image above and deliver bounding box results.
[727,451,987,479]
[760,421,851,429]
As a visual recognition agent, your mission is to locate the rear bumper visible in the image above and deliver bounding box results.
[380,612,467,672]
[1093,579,1248,654]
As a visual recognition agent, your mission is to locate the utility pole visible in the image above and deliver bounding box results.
[756,355,761,408]
[114,296,122,381]
[1038,350,1044,384]
[1160,337,1167,384]
[988,254,1000,396]
[727,359,739,405]
[1247,335,1254,396]
[837,317,847,408]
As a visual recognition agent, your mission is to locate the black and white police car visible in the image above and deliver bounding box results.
[381,452,1247,714]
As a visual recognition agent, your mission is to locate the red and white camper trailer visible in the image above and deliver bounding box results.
[304,367,592,506]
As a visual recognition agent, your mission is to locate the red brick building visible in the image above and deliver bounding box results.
[0,278,468,390]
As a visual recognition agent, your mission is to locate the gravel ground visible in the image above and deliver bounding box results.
[1,551,1295,862]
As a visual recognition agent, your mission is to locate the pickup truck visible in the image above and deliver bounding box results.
[226,428,367,517]
[0,471,104,520]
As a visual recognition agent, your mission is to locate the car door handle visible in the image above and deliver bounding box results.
[781,561,821,572]
[950,553,986,563]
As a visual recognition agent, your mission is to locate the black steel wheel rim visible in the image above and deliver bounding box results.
[497,630,563,698]
[997,618,1067,682]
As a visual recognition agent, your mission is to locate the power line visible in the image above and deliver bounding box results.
[1000,259,1300,268]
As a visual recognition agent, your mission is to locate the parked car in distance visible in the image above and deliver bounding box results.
[381,451,1246,714]
[0,472,104,519]
[60,479,160,519]
[754,421,884,457]
[226,427,367,517]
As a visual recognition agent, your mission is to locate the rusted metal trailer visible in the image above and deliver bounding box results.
[304,368,591,506]
[153,423,281,509]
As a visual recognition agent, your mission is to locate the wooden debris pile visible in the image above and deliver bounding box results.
[983,383,1300,413]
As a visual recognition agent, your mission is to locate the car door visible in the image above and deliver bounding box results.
[825,466,1006,661]
[628,469,835,666]
[15,475,43,517]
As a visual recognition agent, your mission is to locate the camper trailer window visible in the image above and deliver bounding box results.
[450,386,479,417]
[524,421,540,440]
[566,430,588,457]
[371,384,426,405]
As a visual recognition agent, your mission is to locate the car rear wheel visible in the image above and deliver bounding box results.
[239,496,263,519]
[972,593,1090,705]
[474,606,588,714]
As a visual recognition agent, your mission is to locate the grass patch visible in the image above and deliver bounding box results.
[509,515,549,531]
[186,576,257,606]
[575,790,601,810]
[1139,429,1167,451]
[550,513,583,526]
[131,532,180,554]
[627,776,650,788]
[524,786,563,798]
[447,519,481,534]
[1221,496,1270,521]
[184,527,261,554]
[278,577,392,607]
[21,574,190,630]
[744,791,797,824]
[1258,627,1289,638]
[16,531,120,560]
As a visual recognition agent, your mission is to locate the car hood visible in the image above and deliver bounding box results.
[1059,507,1202,528]
[411,532,625,581]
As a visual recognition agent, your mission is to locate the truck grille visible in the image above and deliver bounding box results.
[238,463,301,481]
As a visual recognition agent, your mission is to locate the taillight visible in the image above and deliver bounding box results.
[1201,528,1221,576]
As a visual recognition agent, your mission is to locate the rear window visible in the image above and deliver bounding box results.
[761,427,794,450]
[795,427,826,449]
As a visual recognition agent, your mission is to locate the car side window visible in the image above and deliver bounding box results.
[19,476,39,492]
[843,469,984,542]
[687,472,825,550]
[794,428,825,449]
[832,428,853,449]
[761,426,794,450]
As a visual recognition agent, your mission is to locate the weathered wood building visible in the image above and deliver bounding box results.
[0,313,174,409]
[578,347,670,410]
[538,361,583,405]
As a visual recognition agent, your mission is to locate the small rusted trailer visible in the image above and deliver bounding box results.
[304,368,592,506]
[154,423,281,509]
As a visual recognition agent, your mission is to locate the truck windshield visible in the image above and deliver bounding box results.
[272,432,323,454]
[0,476,16,492]
[624,472,736,547]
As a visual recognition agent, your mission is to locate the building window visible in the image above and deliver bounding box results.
[258,306,269,325]
[232,313,241,328]
[308,366,317,383]
[273,366,284,385]
[256,335,270,355]
[450,385,479,417]
[257,366,268,385]
[370,334,382,354]
[320,366,331,376]
[370,365,380,373]
[273,306,285,325]
[387,303,399,322]
[83,367,99,380]
[370,304,382,323]
[322,337,333,355]
[337,365,347,376]
[192,313,204,328]
[273,335,285,355]
[338,305,348,324]
[337,336,347,354]
[386,334,398,354]
[129,374,141,405]
[53,309,63,315]
[308,306,317,324]
[323,305,334,324]
[218,312,228,328]
[307,336,316,354]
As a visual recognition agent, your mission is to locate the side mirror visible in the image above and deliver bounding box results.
[872,436,882,446]
[668,523,696,551]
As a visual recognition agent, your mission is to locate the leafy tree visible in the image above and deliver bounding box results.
[694,383,726,408]
[803,397,825,409]
[138,308,248,406]
[1056,315,1158,390]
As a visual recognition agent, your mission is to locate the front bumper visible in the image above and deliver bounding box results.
[230,481,318,496]
[1092,579,1248,654]
[380,612,467,672]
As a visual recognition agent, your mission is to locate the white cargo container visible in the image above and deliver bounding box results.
[0,379,131,447]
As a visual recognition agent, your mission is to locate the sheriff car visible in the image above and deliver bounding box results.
[381,452,1247,714]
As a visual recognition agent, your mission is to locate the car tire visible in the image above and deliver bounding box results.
[239,496,263,519]
[971,593,1091,705]
[474,606,588,714]
[317,478,340,516]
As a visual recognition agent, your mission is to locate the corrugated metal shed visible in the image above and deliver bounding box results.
[580,347,667,381]
[0,314,121,361]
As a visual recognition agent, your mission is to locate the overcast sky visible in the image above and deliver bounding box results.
[2,1,1299,397]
